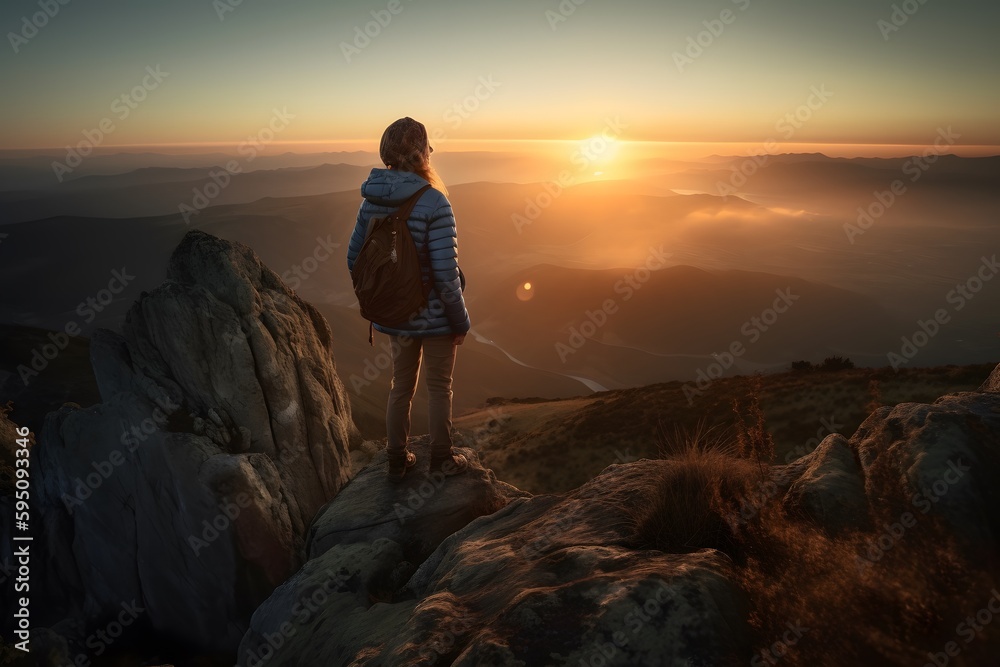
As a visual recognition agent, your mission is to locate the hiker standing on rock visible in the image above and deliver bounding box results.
[347,117,471,483]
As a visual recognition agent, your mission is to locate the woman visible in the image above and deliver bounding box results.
[346,117,471,482]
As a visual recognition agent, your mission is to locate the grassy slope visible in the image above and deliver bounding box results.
[454,363,996,494]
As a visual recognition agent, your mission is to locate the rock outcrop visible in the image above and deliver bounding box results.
[238,365,1000,666]
[778,385,1000,551]
[853,391,1000,548]
[238,438,750,666]
[307,435,529,563]
[29,230,358,654]
[782,433,871,533]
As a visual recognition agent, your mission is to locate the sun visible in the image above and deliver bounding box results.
[577,133,620,172]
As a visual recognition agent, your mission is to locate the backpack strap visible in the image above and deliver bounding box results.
[363,184,432,241]
[364,184,432,346]
[395,185,433,297]
[392,185,432,228]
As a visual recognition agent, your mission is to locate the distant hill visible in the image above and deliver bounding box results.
[662,154,1000,210]
[0,162,373,223]
[477,262,905,386]
[0,150,380,190]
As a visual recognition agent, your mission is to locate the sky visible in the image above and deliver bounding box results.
[0,0,998,151]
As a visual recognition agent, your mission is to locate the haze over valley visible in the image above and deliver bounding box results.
[2,144,997,432]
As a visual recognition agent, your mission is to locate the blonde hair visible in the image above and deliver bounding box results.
[379,117,448,195]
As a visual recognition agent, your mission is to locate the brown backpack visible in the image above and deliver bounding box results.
[351,185,432,343]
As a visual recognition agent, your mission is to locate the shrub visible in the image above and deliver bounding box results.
[820,355,854,371]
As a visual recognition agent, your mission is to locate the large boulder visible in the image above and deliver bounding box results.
[782,433,871,533]
[307,435,528,562]
[30,230,358,654]
[238,441,751,666]
[852,390,1000,549]
[774,375,1000,548]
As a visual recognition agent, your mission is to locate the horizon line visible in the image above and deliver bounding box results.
[3,139,1000,152]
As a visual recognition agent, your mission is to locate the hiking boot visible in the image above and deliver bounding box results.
[387,448,417,483]
[429,450,469,476]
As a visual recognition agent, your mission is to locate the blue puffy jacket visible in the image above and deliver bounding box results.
[347,168,471,337]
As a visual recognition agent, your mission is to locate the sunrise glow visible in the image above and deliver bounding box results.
[2,2,998,150]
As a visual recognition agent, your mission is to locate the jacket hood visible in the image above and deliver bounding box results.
[360,168,430,206]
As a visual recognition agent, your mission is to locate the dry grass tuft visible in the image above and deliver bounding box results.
[629,423,760,560]
[627,417,998,665]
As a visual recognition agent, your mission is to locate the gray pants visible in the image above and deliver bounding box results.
[386,334,457,459]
